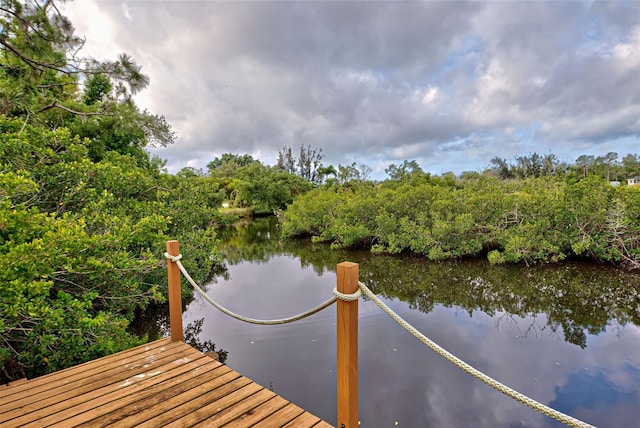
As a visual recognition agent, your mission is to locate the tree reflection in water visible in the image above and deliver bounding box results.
[217,217,639,349]
[169,217,639,427]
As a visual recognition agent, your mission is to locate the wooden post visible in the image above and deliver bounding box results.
[337,262,359,428]
[166,240,183,342]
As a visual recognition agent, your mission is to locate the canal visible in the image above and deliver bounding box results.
[180,217,640,427]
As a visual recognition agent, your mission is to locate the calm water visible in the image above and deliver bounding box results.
[181,218,640,427]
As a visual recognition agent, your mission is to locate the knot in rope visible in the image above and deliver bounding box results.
[333,286,362,302]
[164,252,182,262]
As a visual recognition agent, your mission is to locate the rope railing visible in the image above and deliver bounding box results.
[356,281,595,428]
[165,252,337,325]
[165,247,595,428]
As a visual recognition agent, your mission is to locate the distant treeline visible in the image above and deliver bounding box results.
[485,152,640,181]
[281,172,640,268]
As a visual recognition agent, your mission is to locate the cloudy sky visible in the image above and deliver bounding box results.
[64,1,640,178]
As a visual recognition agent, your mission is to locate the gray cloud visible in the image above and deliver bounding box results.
[67,1,640,176]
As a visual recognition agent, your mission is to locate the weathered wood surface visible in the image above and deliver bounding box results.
[0,338,332,427]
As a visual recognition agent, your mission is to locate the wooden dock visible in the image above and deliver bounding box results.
[0,338,332,427]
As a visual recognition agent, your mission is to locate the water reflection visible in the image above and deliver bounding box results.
[182,217,640,427]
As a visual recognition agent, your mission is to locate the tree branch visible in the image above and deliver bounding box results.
[0,37,101,76]
[0,37,46,72]
[37,100,114,117]
[0,6,57,43]
[37,82,76,89]
[19,110,30,134]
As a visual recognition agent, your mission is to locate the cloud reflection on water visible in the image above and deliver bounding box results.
[184,254,640,427]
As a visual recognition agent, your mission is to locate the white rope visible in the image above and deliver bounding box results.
[165,252,336,325]
[165,251,594,427]
[357,281,596,428]
[333,287,362,302]
[165,253,182,262]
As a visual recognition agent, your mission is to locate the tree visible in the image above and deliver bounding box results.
[0,3,218,382]
[490,153,565,180]
[575,155,595,178]
[603,152,618,181]
[621,154,639,178]
[337,162,359,184]
[542,153,561,177]
[276,146,296,175]
[234,163,312,214]
[176,166,205,178]
[317,164,337,184]
[207,153,257,175]
[385,160,423,181]
[83,74,112,106]
[204,153,313,213]
[0,0,174,160]
[490,157,513,179]
[0,113,225,383]
[0,2,149,109]
[333,162,373,184]
[67,103,175,165]
[297,145,323,184]
[514,153,544,178]
[282,167,640,267]
[359,164,373,181]
[593,152,619,182]
[0,118,158,381]
[276,145,324,185]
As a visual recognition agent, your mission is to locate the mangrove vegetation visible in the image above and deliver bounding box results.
[281,173,640,268]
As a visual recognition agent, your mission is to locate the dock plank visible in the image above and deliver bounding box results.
[252,403,308,428]
[73,364,233,427]
[0,339,332,427]
[2,338,181,406]
[192,388,277,427]
[2,339,174,401]
[42,356,221,427]
[283,412,333,428]
[224,395,291,427]
[99,369,245,428]
[2,345,202,423]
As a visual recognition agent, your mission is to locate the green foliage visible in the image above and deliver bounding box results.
[280,188,345,238]
[488,151,640,182]
[207,153,258,173]
[0,116,225,382]
[0,1,175,165]
[0,194,151,380]
[0,2,221,383]
[276,145,324,184]
[282,174,640,267]
[384,160,424,181]
[83,74,113,105]
[209,154,313,215]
